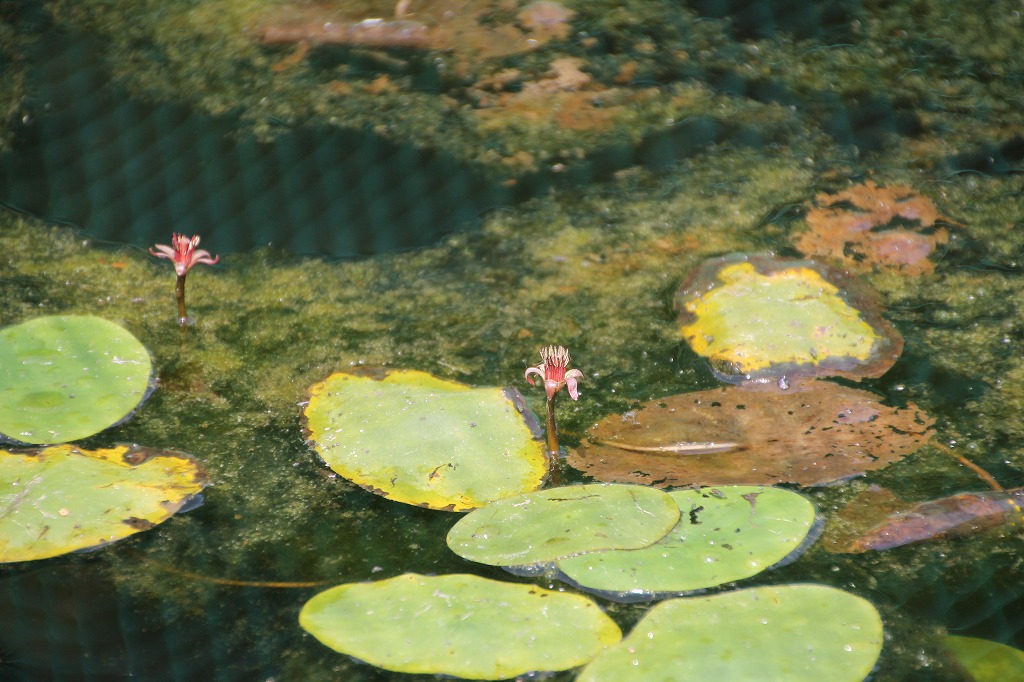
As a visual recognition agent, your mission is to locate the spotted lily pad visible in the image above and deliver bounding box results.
[578,584,883,681]
[446,484,680,565]
[943,635,1024,680]
[299,573,621,679]
[674,254,902,384]
[303,368,547,511]
[569,382,934,487]
[0,444,208,562]
[0,315,154,445]
[557,486,817,597]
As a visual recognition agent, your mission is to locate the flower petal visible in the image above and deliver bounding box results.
[524,366,544,385]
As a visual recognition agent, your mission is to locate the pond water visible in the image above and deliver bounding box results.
[1,1,1024,680]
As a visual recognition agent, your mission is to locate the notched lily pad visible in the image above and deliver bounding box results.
[568,382,934,487]
[674,254,903,384]
[0,315,154,445]
[446,483,680,566]
[556,486,818,598]
[303,368,547,511]
[0,444,208,562]
[578,584,883,682]
[299,573,621,680]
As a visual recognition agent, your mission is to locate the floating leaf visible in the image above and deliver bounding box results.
[299,573,621,679]
[674,254,902,384]
[824,486,1024,553]
[944,635,1024,681]
[557,486,817,597]
[796,181,951,276]
[0,315,153,445]
[303,368,547,511]
[446,484,680,565]
[578,584,883,682]
[0,444,208,562]
[568,382,934,487]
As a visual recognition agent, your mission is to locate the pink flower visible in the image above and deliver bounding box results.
[525,345,584,401]
[150,233,219,276]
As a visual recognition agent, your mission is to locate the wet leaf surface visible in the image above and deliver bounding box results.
[299,572,621,679]
[0,444,208,562]
[446,483,680,565]
[556,486,818,597]
[943,635,1024,681]
[674,254,903,384]
[303,368,547,511]
[578,584,883,682]
[0,315,153,445]
[568,382,934,487]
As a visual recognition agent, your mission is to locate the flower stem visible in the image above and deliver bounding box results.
[545,396,559,455]
[175,274,190,325]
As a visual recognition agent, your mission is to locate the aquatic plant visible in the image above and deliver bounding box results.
[569,382,934,487]
[0,315,153,445]
[300,573,620,680]
[150,233,220,325]
[0,444,207,562]
[524,344,583,456]
[578,585,883,682]
[674,253,903,385]
[303,368,548,511]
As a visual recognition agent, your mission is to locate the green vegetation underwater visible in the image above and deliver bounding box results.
[1,0,1024,680]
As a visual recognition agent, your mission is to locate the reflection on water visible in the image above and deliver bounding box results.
[1,0,1024,680]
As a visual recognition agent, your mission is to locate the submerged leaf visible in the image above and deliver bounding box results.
[557,486,817,597]
[0,315,153,445]
[0,444,208,562]
[796,181,951,275]
[299,573,621,679]
[446,484,680,565]
[824,486,1024,553]
[674,254,902,384]
[944,635,1024,681]
[568,382,934,487]
[303,368,547,511]
[578,585,883,682]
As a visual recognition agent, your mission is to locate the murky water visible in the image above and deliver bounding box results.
[1,1,1023,680]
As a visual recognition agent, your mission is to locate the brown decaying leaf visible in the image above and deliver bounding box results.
[823,485,1024,553]
[795,181,951,275]
[568,381,934,488]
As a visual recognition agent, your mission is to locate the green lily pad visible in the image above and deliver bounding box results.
[0,315,154,445]
[447,483,680,566]
[943,635,1024,681]
[303,368,547,511]
[299,573,621,679]
[674,254,902,384]
[0,444,208,562]
[557,486,817,597]
[578,584,883,682]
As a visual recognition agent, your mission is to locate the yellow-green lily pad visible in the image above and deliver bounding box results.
[299,573,621,679]
[303,368,547,511]
[674,254,903,383]
[0,315,154,444]
[578,584,883,681]
[557,486,817,597]
[0,444,208,562]
[447,483,681,565]
[943,635,1024,680]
